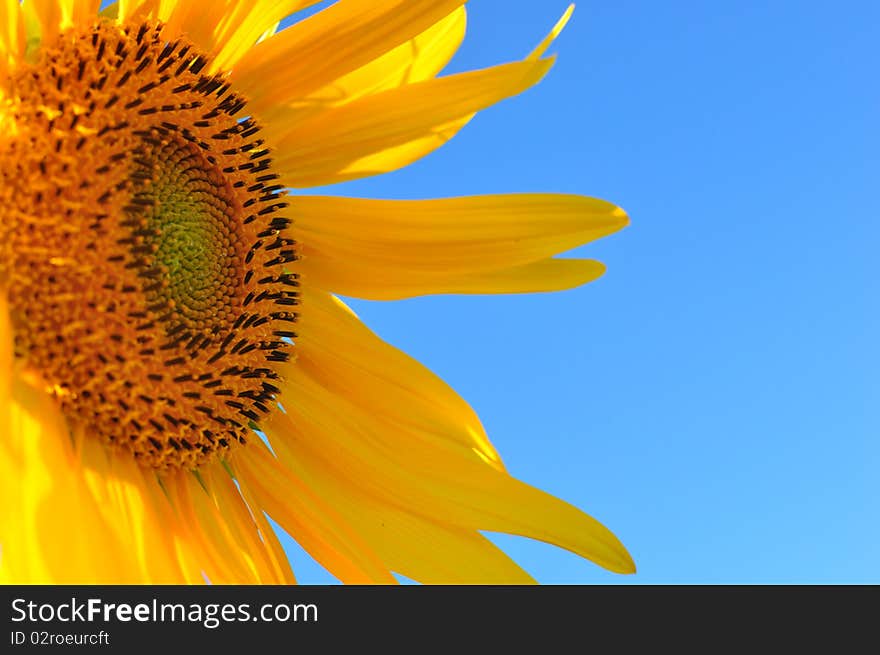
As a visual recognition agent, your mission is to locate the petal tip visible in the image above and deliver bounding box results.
[616,550,638,575]
[612,205,631,230]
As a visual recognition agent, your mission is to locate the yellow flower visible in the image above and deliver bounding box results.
[0,0,633,584]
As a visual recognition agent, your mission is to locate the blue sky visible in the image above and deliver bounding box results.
[277,0,879,583]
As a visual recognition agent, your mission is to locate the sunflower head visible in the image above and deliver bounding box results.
[0,0,635,585]
[2,19,298,470]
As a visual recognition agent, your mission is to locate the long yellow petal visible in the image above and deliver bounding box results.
[528,3,574,60]
[258,5,572,186]
[288,289,504,470]
[207,464,297,585]
[0,391,120,583]
[266,367,635,575]
[23,0,99,45]
[0,376,192,582]
[116,0,158,22]
[209,0,323,73]
[98,2,118,19]
[233,443,397,584]
[0,0,25,73]
[160,0,220,54]
[58,0,100,30]
[258,6,466,126]
[138,1,321,69]
[20,0,61,51]
[230,0,465,111]
[134,465,207,584]
[309,257,609,299]
[0,290,10,400]
[76,430,192,583]
[271,58,553,187]
[431,257,608,296]
[0,292,194,584]
[162,471,253,584]
[266,427,536,584]
[294,194,627,299]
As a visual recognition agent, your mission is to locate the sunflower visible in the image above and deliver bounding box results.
[0,0,633,584]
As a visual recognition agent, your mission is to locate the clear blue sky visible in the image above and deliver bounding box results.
[275,0,879,584]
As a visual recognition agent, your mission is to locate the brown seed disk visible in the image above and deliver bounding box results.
[0,20,298,470]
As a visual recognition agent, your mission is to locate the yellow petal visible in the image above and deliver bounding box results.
[528,4,574,60]
[267,363,635,575]
[294,194,627,299]
[142,1,322,69]
[59,0,100,30]
[271,58,553,187]
[159,472,237,584]
[288,289,504,470]
[266,428,536,584]
[163,470,272,584]
[0,375,193,582]
[133,465,207,584]
[427,257,608,296]
[313,257,609,299]
[258,6,572,187]
[0,340,119,583]
[116,0,153,22]
[1,293,199,584]
[98,1,118,19]
[159,0,226,54]
[233,443,397,584]
[209,1,323,73]
[20,0,61,53]
[75,430,193,583]
[0,0,25,72]
[230,0,465,111]
[206,464,297,585]
[23,0,99,46]
[258,6,466,126]
[0,289,10,399]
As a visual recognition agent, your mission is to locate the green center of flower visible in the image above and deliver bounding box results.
[129,137,241,332]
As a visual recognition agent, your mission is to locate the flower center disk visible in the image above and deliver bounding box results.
[0,21,298,470]
[132,137,241,331]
